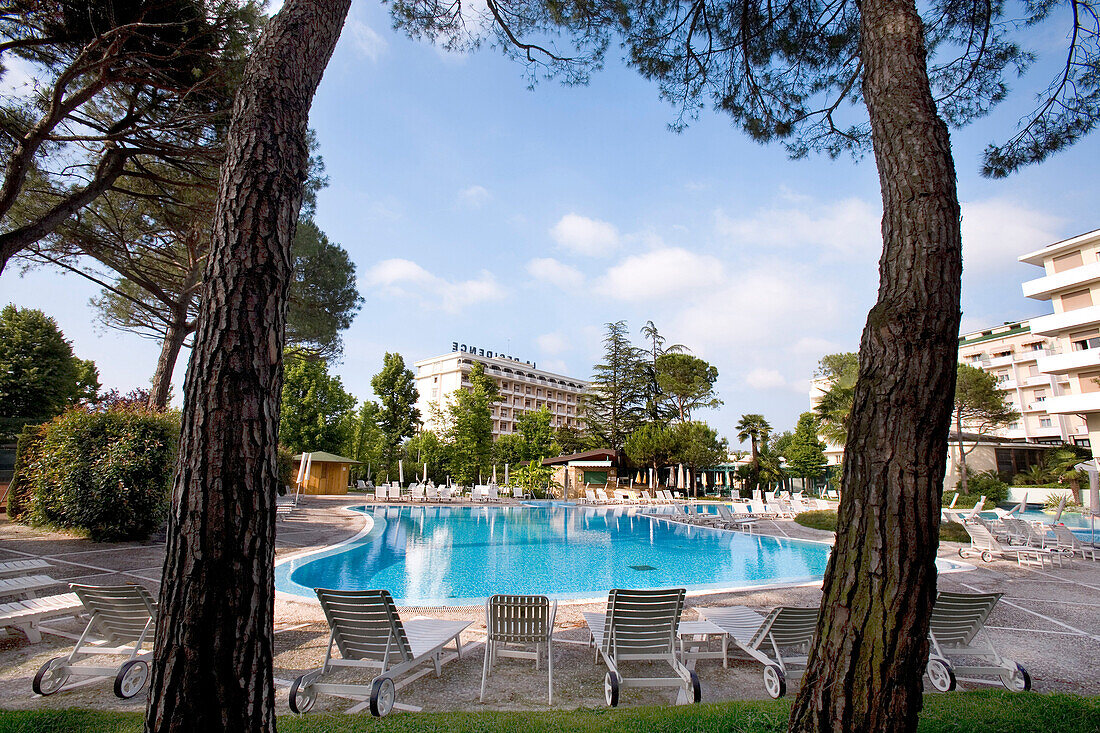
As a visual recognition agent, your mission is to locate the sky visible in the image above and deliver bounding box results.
[3,3,1099,446]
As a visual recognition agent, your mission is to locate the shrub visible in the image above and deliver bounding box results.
[954,470,1009,506]
[17,406,179,541]
[277,445,295,494]
[795,510,838,532]
[6,423,47,520]
[939,522,970,543]
[1044,491,1083,513]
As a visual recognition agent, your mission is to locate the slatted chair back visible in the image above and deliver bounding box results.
[929,591,1001,648]
[426,485,439,501]
[374,486,387,502]
[485,595,554,645]
[316,588,413,666]
[70,584,156,646]
[601,588,685,660]
[586,490,597,503]
[1051,524,1084,549]
[749,606,819,650]
[596,489,610,502]
[964,520,1005,552]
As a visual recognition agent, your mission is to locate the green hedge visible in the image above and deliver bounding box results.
[12,406,179,541]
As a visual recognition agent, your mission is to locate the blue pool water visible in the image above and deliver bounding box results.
[276,504,835,605]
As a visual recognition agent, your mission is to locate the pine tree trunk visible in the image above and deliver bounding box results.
[147,314,192,411]
[788,0,961,730]
[144,2,350,732]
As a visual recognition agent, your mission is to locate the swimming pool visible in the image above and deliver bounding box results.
[276,504,965,605]
[984,509,1098,542]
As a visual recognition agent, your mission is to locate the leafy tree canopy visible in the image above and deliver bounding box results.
[655,352,721,421]
[0,305,99,435]
[370,352,421,471]
[516,406,554,459]
[784,412,828,479]
[278,351,356,454]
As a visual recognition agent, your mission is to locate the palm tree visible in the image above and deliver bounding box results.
[736,414,772,462]
[815,382,854,446]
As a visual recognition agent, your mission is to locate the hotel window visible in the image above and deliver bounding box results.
[1060,288,1094,312]
[1040,417,1053,428]
[1070,329,1100,351]
[995,372,1010,384]
[1053,250,1084,273]
[1034,390,1046,403]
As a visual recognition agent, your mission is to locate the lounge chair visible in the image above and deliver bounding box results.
[1049,524,1098,560]
[410,484,426,502]
[512,486,524,500]
[481,594,557,704]
[582,588,700,706]
[388,485,403,501]
[585,489,598,504]
[289,588,470,717]
[374,486,388,502]
[959,522,1064,568]
[772,499,797,519]
[1,592,83,643]
[439,486,453,502]
[0,574,59,600]
[697,605,819,698]
[925,591,1031,692]
[714,503,757,533]
[596,489,612,504]
[32,584,157,699]
[425,485,439,502]
[0,559,50,577]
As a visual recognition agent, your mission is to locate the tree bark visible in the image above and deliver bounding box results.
[144,2,350,732]
[147,314,193,411]
[788,0,961,730]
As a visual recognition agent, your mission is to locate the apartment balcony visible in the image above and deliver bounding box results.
[1021,401,1049,413]
[1037,348,1100,375]
[985,354,1015,368]
[1043,391,1100,415]
[1028,424,1064,439]
[1029,306,1100,336]
[1020,373,1054,387]
[1022,261,1100,300]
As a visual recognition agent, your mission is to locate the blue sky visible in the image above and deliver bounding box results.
[4,3,1099,446]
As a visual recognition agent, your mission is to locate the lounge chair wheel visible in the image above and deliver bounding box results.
[981,551,994,563]
[689,670,701,703]
[1000,663,1031,692]
[763,664,786,699]
[288,675,315,714]
[114,660,149,699]
[957,548,967,558]
[32,657,69,696]
[604,671,620,707]
[370,676,396,717]
[926,658,956,692]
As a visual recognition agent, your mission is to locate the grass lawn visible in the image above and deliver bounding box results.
[1,692,1097,733]
[793,510,970,544]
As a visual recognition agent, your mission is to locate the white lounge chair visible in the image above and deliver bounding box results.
[1,592,83,643]
[959,522,1064,568]
[0,559,51,577]
[289,588,470,717]
[585,489,598,504]
[697,605,819,698]
[713,503,757,533]
[0,574,59,600]
[439,486,453,502]
[925,591,1031,692]
[1049,524,1098,560]
[596,489,612,504]
[32,584,157,699]
[374,486,388,502]
[388,485,403,501]
[481,594,557,704]
[425,485,439,502]
[410,484,426,502]
[582,588,700,706]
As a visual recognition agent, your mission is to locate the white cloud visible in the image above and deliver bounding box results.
[536,332,569,354]
[527,257,584,290]
[347,17,388,62]
[604,248,724,300]
[789,336,841,357]
[363,258,506,313]
[745,368,787,390]
[457,185,491,208]
[550,214,621,256]
[960,199,1063,273]
[715,197,881,258]
[540,358,570,374]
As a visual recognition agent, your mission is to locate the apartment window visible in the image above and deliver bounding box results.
[1009,422,1020,430]
[1080,370,1100,393]
[995,372,1010,384]
[1053,250,1084,273]
[1060,288,1094,312]
[1028,365,1040,377]
[1039,417,1053,428]
[1071,328,1100,350]
[1034,389,1046,402]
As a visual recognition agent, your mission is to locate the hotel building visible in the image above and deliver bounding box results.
[1019,228,1100,456]
[413,348,589,439]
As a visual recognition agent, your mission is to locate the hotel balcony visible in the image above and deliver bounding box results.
[1028,424,1065,439]
[1038,348,1100,375]
[1028,305,1100,336]
[1043,391,1100,415]
[1022,261,1100,300]
[984,354,1015,368]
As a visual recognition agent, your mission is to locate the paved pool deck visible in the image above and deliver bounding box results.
[1,494,1098,714]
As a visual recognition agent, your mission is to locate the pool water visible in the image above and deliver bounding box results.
[276,504,835,605]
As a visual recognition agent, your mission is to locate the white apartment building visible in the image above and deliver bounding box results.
[1019,228,1100,456]
[414,347,589,440]
[958,320,1088,447]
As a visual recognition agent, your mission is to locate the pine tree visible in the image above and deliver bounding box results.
[584,321,646,450]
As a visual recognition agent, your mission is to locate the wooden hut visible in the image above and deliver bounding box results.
[292,451,360,495]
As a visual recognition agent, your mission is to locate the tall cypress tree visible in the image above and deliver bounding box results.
[584,321,646,450]
[371,352,421,475]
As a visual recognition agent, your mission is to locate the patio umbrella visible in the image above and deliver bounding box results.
[504,463,509,485]
[649,467,654,488]
[295,453,307,485]
[398,460,404,485]
[1089,459,1099,543]
[678,464,684,489]
[423,462,428,483]
[1010,492,1027,516]
[492,465,497,484]
[702,472,709,489]
[1052,495,1067,524]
